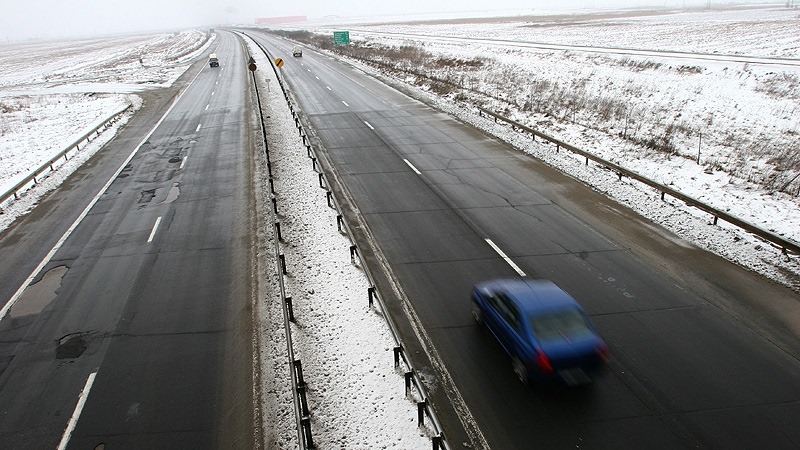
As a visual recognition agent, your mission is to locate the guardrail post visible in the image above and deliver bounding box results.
[350,245,358,262]
[279,254,287,274]
[368,286,375,307]
[394,346,403,368]
[337,215,344,232]
[301,417,315,449]
[326,191,333,208]
[294,359,306,388]
[286,296,295,322]
[275,222,282,241]
[432,434,442,450]
[417,400,427,427]
[318,173,325,188]
[272,197,278,214]
[405,371,413,396]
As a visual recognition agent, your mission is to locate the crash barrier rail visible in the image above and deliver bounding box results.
[245,33,451,450]
[476,107,800,257]
[242,34,312,448]
[0,104,132,212]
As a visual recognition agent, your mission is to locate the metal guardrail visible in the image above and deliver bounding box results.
[0,104,132,211]
[244,32,451,450]
[238,31,315,448]
[477,106,800,256]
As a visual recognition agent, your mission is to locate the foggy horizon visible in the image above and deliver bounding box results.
[0,0,782,42]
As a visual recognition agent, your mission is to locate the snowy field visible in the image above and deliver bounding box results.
[0,29,212,228]
[292,5,800,289]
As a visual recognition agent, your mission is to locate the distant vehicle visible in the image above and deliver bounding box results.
[292,46,302,57]
[471,278,609,386]
[209,53,219,68]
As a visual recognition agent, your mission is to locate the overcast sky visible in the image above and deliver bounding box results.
[0,0,764,41]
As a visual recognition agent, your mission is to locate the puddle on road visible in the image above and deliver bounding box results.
[9,265,68,317]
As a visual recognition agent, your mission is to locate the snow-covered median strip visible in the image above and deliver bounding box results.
[252,44,433,448]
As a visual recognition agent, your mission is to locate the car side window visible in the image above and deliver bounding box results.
[494,293,522,333]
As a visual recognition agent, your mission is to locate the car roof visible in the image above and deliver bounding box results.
[476,278,582,315]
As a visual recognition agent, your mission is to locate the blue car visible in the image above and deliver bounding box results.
[472,278,609,385]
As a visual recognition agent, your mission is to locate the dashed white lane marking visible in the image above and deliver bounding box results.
[364,121,374,130]
[147,216,162,243]
[195,123,202,133]
[205,104,209,111]
[180,155,188,169]
[485,238,527,277]
[342,101,349,107]
[403,159,422,175]
[326,86,332,91]
[56,371,97,450]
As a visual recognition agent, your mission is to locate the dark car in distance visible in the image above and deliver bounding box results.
[472,278,609,385]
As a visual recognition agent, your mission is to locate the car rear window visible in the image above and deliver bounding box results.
[531,308,593,342]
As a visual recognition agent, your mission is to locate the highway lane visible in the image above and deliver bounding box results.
[252,33,800,449]
[0,31,255,448]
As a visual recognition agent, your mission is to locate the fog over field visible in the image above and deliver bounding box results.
[1,0,776,40]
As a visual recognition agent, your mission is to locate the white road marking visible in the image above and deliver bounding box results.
[195,123,202,132]
[205,104,209,111]
[211,91,215,96]
[342,101,349,107]
[147,217,162,243]
[315,76,320,80]
[180,155,188,169]
[56,371,98,450]
[0,65,203,321]
[403,159,421,175]
[364,121,374,130]
[326,86,332,91]
[485,238,527,277]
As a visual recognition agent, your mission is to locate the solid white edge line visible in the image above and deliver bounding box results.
[56,371,98,450]
[485,238,527,277]
[364,121,374,130]
[0,63,204,321]
[147,216,162,243]
[403,159,422,175]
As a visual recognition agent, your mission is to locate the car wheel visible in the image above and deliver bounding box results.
[512,356,528,384]
[471,303,483,325]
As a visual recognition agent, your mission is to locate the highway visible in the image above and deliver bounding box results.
[0,31,255,449]
[250,32,800,449]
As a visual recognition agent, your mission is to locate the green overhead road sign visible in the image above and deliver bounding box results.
[333,31,350,46]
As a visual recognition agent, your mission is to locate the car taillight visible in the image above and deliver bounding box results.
[597,343,610,363]
[536,350,553,374]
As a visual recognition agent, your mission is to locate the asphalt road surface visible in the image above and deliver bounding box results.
[251,32,800,449]
[0,31,255,449]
